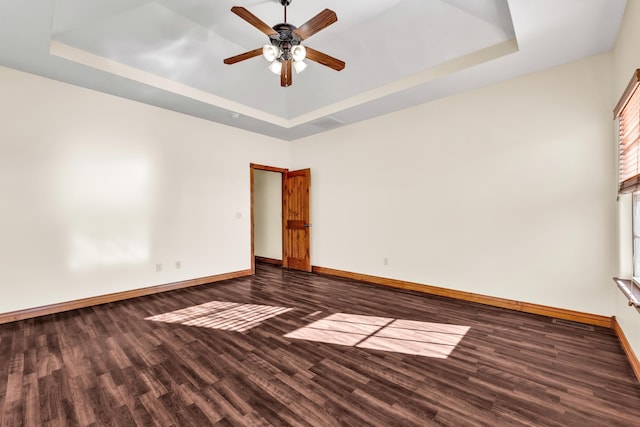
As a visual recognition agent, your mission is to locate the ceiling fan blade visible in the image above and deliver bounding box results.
[293,9,337,40]
[305,47,345,71]
[231,6,277,36]
[224,47,263,65]
[281,60,292,87]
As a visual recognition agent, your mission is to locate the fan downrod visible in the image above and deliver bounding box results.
[279,0,292,23]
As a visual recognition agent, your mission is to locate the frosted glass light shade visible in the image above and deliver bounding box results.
[294,61,307,74]
[291,45,306,62]
[263,45,279,62]
[269,60,282,75]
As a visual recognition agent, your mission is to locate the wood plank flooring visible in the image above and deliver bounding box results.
[1,263,640,426]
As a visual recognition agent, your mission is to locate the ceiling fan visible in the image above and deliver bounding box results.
[223,0,345,87]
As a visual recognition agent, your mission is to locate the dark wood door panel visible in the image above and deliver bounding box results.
[283,169,311,272]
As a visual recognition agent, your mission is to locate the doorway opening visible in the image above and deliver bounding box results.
[252,164,286,270]
[250,163,311,273]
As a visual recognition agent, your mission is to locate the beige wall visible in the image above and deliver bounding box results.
[613,0,640,359]
[291,53,616,316]
[0,65,289,313]
[254,170,283,260]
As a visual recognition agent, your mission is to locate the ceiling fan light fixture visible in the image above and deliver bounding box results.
[268,60,282,75]
[224,3,344,87]
[294,60,307,74]
[262,44,279,62]
[291,45,306,62]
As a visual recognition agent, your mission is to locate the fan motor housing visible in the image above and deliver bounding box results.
[272,23,300,41]
[270,22,302,52]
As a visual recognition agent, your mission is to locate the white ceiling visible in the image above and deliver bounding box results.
[0,0,627,141]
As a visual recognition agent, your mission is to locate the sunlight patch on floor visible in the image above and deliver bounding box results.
[145,300,293,332]
[284,313,470,359]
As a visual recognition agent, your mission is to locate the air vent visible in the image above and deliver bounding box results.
[551,318,594,331]
[310,116,345,130]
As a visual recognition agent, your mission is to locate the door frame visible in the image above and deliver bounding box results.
[250,163,288,274]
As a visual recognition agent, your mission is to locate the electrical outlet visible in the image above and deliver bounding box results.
[156,263,162,272]
[383,257,389,266]
[175,261,181,269]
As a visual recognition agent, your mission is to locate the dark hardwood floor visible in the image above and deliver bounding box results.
[1,263,639,426]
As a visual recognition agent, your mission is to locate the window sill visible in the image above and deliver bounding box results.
[614,277,640,313]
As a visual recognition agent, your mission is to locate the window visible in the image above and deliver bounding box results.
[615,194,640,307]
[614,70,640,310]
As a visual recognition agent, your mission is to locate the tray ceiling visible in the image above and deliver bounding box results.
[0,0,627,140]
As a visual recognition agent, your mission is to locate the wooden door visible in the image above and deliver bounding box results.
[283,169,311,271]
